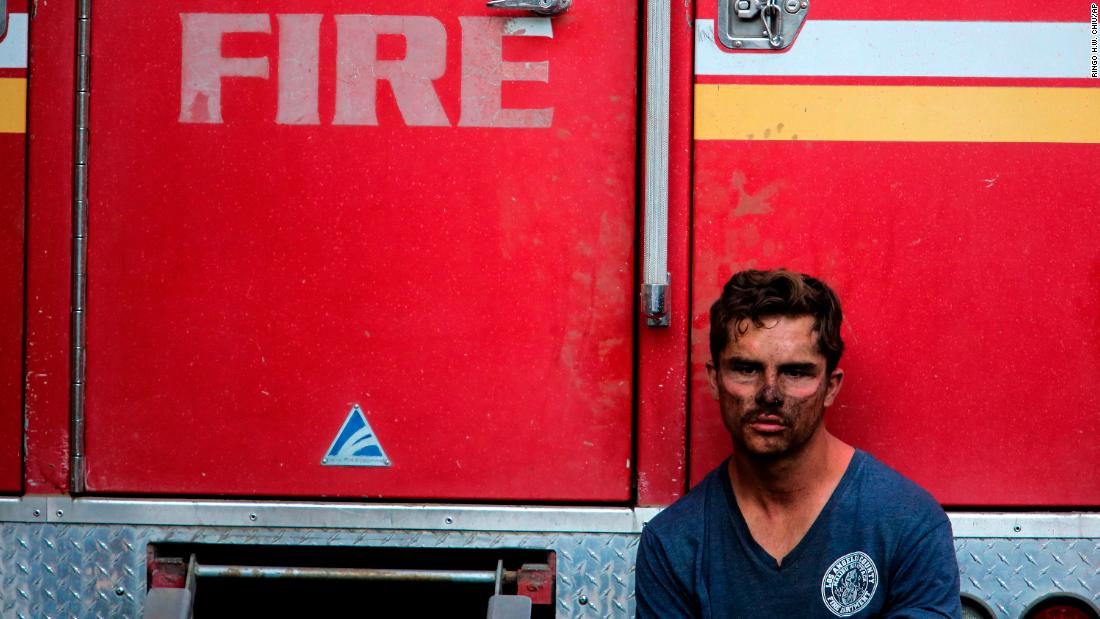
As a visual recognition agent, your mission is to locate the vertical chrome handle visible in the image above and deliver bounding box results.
[641,0,671,327]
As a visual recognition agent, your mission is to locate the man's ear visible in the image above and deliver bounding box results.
[823,367,844,407]
[706,361,720,400]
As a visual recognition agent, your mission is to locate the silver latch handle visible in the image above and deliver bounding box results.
[762,0,784,48]
[486,0,572,16]
[0,0,8,42]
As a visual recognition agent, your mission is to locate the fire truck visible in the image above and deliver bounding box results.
[0,0,1098,616]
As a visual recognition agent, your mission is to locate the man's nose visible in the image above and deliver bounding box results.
[755,377,784,407]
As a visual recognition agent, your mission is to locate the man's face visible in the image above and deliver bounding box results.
[706,315,843,459]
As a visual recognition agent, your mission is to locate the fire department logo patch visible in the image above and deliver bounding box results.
[821,551,878,617]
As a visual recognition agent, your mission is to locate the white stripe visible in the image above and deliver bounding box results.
[0,13,28,69]
[696,18,1093,78]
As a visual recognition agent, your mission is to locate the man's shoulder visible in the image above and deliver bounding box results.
[635,464,732,617]
[852,450,950,531]
[643,462,726,544]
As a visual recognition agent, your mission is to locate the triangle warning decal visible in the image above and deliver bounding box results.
[321,405,392,467]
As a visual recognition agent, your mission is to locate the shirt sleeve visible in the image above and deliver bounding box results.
[882,519,962,619]
[635,526,699,619]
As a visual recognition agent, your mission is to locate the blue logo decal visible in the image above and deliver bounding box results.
[321,405,391,467]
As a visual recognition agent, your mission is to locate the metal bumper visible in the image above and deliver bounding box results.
[0,498,1097,618]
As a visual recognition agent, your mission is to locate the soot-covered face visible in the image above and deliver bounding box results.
[706,315,843,459]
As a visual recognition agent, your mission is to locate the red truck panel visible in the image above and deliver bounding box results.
[0,132,21,493]
[690,0,1100,505]
[24,0,76,494]
[634,0,694,506]
[83,1,637,500]
[0,0,29,493]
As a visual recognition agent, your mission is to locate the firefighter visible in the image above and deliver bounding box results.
[635,269,961,618]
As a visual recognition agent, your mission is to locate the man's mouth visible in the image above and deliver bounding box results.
[745,414,787,433]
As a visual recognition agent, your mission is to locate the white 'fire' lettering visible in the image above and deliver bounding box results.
[178,13,554,128]
[276,14,321,125]
[459,17,552,128]
[333,15,449,127]
[180,13,271,124]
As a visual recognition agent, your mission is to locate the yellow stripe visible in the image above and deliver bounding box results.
[0,78,27,134]
[695,84,1100,143]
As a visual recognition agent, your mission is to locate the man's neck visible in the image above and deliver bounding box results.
[726,431,856,566]
[728,431,855,514]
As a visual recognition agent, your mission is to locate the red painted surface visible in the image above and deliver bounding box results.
[694,76,1100,88]
[635,0,693,506]
[1,0,30,493]
[690,140,1100,506]
[516,563,553,605]
[148,557,188,590]
[690,0,1100,508]
[84,1,637,500]
[0,134,24,493]
[24,0,75,494]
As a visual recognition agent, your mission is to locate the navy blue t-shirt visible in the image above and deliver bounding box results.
[635,450,960,618]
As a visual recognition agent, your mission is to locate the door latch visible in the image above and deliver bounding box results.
[486,0,571,16]
[717,0,808,50]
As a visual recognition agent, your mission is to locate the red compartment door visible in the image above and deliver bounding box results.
[690,1,1100,505]
[84,1,637,500]
[0,2,27,493]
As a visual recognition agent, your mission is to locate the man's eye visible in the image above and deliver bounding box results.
[732,366,758,375]
[782,369,811,378]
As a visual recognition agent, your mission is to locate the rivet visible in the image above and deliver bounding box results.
[578,595,589,605]
[114,586,126,597]
[249,513,258,522]
[734,40,743,48]
[55,509,64,518]
[444,516,454,525]
[1013,525,1022,532]
[32,509,41,518]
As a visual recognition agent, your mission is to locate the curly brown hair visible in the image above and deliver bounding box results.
[709,269,845,372]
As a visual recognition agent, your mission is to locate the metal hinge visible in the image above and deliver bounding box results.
[717,0,808,50]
